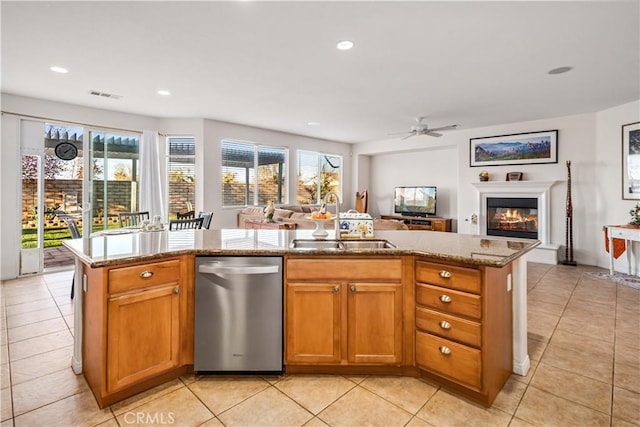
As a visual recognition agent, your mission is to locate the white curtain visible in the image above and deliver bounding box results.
[139,130,166,221]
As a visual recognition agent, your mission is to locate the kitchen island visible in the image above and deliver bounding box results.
[64,228,538,407]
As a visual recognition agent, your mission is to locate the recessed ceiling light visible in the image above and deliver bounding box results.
[336,40,354,51]
[157,90,171,96]
[548,66,573,75]
[49,66,68,74]
[307,121,321,126]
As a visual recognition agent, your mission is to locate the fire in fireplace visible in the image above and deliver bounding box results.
[486,197,538,239]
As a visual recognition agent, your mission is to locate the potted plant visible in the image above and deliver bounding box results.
[629,203,640,226]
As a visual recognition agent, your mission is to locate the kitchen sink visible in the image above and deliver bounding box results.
[289,239,396,250]
[289,239,344,249]
[341,239,396,249]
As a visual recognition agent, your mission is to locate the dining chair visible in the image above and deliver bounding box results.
[118,211,150,227]
[64,218,81,299]
[198,211,213,229]
[169,217,204,230]
[176,210,195,219]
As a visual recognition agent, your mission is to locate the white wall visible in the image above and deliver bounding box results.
[355,102,640,268]
[368,146,458,230]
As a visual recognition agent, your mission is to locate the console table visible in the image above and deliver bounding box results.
[380,215,452,232]
[605,225,640,275]
[244,219,296,230]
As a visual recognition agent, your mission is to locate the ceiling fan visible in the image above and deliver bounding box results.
[390,117,458,140]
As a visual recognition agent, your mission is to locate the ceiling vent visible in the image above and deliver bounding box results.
[89,90,122,99]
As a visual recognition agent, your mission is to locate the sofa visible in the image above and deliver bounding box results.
[237,204,408,230]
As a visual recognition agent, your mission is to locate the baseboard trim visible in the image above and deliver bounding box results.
[527,243,561,264]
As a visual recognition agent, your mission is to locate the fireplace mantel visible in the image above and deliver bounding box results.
[472,180,561,264]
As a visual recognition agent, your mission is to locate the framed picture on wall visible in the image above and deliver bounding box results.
[622,121,640,200]
[470,130,558,167]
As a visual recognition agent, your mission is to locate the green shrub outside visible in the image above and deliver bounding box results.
[21,223,120,248]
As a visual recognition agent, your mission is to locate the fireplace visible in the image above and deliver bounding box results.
[486,197,538,239]
[472,180,560,265]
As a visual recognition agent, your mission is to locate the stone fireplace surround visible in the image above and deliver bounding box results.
[472,180,561,264]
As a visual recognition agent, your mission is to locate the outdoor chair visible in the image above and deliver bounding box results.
[176,210,195,219]
[169,217,204,230]
[118,211,150,227]
[198,211,213,229]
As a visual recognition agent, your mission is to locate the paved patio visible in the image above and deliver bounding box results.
[43,245,75,270]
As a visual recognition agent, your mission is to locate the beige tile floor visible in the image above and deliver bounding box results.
[0,263,638,426]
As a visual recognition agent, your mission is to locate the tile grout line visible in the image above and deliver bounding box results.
[522,268,616,424]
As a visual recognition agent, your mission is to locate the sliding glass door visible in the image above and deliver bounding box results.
[20,122,84,273]
[87,131,141,233]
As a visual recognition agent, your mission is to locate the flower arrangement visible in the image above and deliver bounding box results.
[630,203,640,226]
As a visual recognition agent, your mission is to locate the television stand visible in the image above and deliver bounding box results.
[381,215,452,232]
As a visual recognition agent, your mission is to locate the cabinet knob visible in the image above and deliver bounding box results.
[439,294,452,303]
[350,285,356,293]
[140,270,154,278]
[439,270,452,278]
[439,320,452,330]
[333,286,340,293]
[439,346,452,355]
[173,287,180,294]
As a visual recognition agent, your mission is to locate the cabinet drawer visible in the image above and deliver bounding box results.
[416,261,481,294]
[416,306,481,348]
[416,284,481,319]
[416,331,481,389]
[109,259,181,294]
[287,258,402,281]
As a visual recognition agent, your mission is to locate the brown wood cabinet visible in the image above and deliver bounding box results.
[380,215,452,231]
[82,255,194,408]
[285,257,405,366]
[414,259,512,406]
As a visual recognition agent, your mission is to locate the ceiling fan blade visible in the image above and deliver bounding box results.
[401,131,417,140]
[427,124,458,132]
[388,131,413,136]
[424,131,443,137]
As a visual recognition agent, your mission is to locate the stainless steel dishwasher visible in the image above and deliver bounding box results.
[194,256,283,373]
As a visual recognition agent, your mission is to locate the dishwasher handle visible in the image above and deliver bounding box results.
[198,262,279,275]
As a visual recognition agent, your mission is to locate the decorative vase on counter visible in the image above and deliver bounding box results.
[264,200,275,222]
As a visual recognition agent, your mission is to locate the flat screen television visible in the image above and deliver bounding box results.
[394,186,437,217]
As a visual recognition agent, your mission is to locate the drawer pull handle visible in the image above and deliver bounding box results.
[139,270,154,279]
[173,287,180,294]
[350,285,356,293]
[439,320,452,330]
[439,295,452,303]
[333,286,340,293]
[439,270,452,278]
[439,346,452,355]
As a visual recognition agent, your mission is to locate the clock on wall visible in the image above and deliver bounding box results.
[54,142,78,161]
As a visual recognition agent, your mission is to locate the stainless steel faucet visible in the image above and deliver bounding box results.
[323,191,341,238]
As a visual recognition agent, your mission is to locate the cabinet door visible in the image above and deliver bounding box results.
[286,283,342,364]
[107,285,180,392]
[347,283,403,364]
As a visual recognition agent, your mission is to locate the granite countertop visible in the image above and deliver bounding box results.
[63,228,540,268]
